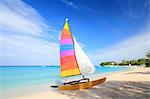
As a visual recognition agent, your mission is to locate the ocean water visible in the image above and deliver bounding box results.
[0,66,130,90]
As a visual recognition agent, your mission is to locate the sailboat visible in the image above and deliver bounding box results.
[51,18,106,90]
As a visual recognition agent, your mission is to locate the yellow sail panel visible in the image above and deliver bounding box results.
[60,18,80,77]
[64,21,69,30]
[61,68,80,77]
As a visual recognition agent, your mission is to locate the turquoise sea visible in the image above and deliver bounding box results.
[0,66,130,90]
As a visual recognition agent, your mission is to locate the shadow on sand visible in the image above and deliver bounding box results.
[126,71,150,75]
[57,81,150,99]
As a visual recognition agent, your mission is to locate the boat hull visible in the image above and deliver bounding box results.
[58,77,106,90]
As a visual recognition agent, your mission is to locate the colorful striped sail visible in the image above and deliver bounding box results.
[60,18,80,77]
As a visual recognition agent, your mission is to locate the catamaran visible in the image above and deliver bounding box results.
[51,18,106,90]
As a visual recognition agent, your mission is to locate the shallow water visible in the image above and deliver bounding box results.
[0,66,129,90]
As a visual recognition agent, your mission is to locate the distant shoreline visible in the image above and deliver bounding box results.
[101,65,145,67]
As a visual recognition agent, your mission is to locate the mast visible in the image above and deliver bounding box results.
[60,18,81,77]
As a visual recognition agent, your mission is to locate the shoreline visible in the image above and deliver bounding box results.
[0,66,130,91]
[1,67,150,99]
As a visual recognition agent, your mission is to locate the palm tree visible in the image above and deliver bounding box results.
[145,50,150,67]
[146,50,150,59]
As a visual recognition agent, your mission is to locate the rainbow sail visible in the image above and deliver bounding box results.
[60,18,80,77]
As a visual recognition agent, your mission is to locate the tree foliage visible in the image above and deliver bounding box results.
[146,50,150,59]
[100,50,150,67]
[145,50,150,67]
[100,61,117,66]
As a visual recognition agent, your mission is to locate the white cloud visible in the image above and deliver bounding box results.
[0,0,59,66]
[90,32,150,65]
[0,34,59,65]
[0,1,45,35]
[61,0,79,10]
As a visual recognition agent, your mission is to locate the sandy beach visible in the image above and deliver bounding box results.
[1,67,150,99]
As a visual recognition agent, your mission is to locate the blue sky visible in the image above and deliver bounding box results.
[0,0,150,65]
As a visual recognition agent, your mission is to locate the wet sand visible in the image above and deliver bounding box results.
[1,67,150,99]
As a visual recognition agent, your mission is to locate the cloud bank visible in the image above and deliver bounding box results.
[90,31,150,65]
[0,0,59,66]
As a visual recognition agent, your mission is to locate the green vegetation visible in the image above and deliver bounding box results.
[100,61,117,66]
[145,50,150,67]
[100,50,150,67]
[100,58,146,66]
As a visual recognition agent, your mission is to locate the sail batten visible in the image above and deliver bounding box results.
[60,19,80,77]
